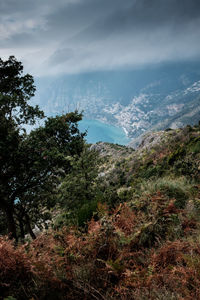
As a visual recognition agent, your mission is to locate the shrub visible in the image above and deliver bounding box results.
[139,177,192,208]
[167,147,186,165]
[76,199,98,227]
[0,237,33,299]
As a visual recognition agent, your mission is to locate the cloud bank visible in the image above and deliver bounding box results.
[0,0,200,76]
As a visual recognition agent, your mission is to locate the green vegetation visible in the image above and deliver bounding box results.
[1,56,200,299]
[0,56,85,241]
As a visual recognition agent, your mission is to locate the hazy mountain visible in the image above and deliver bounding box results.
[32,61,200,142]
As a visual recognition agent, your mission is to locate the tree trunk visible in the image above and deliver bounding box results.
[25,213,36,240]
[19,218,25,240]
[5,208,18,241]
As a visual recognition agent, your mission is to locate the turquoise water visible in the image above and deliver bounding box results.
[79,119,130,145]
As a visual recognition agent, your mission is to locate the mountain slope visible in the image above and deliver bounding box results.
[33,61,200,141]
[1,123,200,300]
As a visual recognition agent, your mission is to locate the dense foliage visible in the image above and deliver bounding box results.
[0,57,85,241]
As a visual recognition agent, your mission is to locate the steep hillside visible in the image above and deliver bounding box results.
[1,123,200,299]
[96,124,200,188]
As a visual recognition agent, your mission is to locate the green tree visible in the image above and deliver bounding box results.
[14,113,85,239]
[0,56,85,240]
[59,145,101,225]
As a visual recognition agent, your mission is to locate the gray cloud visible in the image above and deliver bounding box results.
[0,0,200,76]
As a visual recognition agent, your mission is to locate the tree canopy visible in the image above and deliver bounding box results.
[0,56,85,240]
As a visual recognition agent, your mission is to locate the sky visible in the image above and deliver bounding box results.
[0,0,200,77]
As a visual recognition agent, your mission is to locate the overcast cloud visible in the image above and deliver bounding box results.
[0,0,200,76]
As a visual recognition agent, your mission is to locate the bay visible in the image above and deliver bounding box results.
[79,119,130,145]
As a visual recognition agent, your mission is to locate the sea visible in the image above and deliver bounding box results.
[79,119,130,145]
